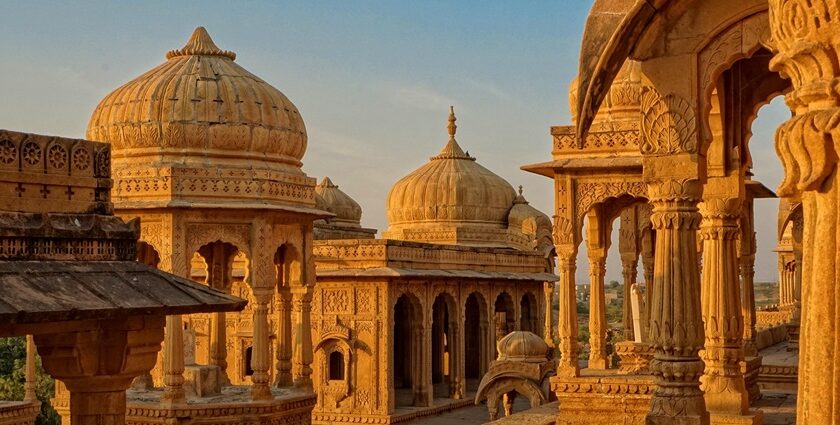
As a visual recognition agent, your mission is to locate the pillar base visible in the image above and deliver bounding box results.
[588,357,609,370]
[251,384,273,401]
[741,357,762,405]
[646,396,709,425]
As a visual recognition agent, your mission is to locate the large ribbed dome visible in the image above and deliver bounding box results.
[384,108,517,246]
[84,27,316,209]
[86,27,306,172]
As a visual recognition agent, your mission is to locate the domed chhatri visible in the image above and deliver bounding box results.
[496,331,549,362]
[315,176,363,227]
[86,27,316,209]
[384,107,521,248]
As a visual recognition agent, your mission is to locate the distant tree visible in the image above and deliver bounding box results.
[608,280,621,290]
[576,301,589,315]
[0,337,60,425]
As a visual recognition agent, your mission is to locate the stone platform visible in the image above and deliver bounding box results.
[45,385,316,425]
[122,386,315,425]
[550,369,655,425]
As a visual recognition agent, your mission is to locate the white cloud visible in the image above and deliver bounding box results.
[388,85,456,112]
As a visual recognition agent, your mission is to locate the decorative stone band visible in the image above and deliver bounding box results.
[552,120,640,155]
[111,165,316,209]
[0,130,111,214]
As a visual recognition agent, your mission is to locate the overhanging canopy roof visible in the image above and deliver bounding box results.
[0,261,246,325]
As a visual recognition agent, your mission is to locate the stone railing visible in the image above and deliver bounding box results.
[756,308,794,328]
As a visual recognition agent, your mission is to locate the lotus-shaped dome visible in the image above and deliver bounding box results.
[496,331,549,362]
[315,177,363,227]
[384,108,517,246]
[87,27,307,172]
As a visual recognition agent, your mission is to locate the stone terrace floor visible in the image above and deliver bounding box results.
[404,390,797,424]
[760,341,798,367]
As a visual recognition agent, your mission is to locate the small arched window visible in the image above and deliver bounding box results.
[329,351,345,381]
[244,346,254,376]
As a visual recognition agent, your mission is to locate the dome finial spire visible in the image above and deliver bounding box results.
[166,26,236,60]
[447,106,457,141]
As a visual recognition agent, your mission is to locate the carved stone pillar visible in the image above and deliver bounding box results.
[274,289,293,387]
[767,5,840,420]
[640,228,655,340]
[645,179,708,425]
[161,315,186,404]
[621,257,638,342]
[740,255,759,357]
[698,197,755,420]
[451,316,464,399]
[421,318,433,406]
[35,316,165,425]
[208,312,229,385]
[291,288,313,389]
[251,288,273,400]
[24,335,36,402]
[556,250,579,376]
[588,253,609,369]
[619,207,640,342]
[544,281,555,347]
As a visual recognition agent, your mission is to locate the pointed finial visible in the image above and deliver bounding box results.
[447,106,457,140]
[166,27,236,60]
[519,185,524,196]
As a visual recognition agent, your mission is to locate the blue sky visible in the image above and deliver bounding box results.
[0,1,787,282]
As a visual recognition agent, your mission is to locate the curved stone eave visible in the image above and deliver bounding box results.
[574,0,663,143]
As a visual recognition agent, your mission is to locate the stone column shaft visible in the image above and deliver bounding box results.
[740,256,758,357]
[588,255,609,369]
[544,282,555,347]
[698,197,750,416]
[556,253,579,376]
[291,289,313,389]
[274,292,293,387]
[622,258,638,341]
[251,289,273,400]
[645,179,708,424]
[24,335,36,402]
[161,315,185,404]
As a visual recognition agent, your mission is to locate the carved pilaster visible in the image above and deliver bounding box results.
[645,179,708,424]
[698,197,752,417]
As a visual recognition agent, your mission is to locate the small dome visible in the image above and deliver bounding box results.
[508,188,553,251]
[87,27,307,172]
[315,177,363,227]
[384,107,517,246]
[569,60,641,123]
[496,331,549,362]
